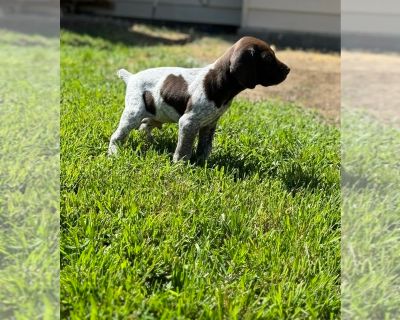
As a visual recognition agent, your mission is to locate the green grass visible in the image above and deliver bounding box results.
[341,110,400,319]
[0,30,59,319]
[61,26,340,319]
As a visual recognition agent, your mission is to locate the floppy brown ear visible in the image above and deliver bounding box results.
[230,47,258,89]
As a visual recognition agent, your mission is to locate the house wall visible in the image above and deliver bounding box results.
[241,0,340,35]
[69,0,400,39]
[68,0,400,51]
[341,0,400,51]
[0,0,59,35]
[92,0,242,26]
[342,0,400,36]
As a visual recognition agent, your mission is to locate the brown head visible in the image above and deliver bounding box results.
[229,36,290,89]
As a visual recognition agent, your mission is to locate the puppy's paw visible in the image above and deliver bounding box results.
[172,153,180,163]
[195,154,208,165]
[107,144,119,156]
[173,153,191,163]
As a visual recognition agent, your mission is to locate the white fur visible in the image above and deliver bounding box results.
[109,63,230,161]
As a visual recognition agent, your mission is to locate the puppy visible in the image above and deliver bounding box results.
[108,36,290,162]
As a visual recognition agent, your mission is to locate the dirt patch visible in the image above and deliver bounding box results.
[342,50,400,126]
[240,50,340,123]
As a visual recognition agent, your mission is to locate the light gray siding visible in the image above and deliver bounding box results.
[241,0,340,35]
[98,0,242,26]
[342,0,400,36]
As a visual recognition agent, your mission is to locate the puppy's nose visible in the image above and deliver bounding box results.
[284,66,290,75]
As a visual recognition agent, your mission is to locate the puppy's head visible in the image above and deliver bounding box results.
[230,36,290,89]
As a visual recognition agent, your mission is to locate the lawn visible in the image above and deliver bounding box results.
[61,23,340,319]
[0,30,59,319]
[341,110,400,319]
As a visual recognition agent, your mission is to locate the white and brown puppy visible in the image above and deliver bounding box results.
[108,36,290,162]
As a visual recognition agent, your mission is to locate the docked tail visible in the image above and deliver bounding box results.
[117,68,132,84]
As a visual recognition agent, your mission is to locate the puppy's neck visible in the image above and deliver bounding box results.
[203,47,245,108]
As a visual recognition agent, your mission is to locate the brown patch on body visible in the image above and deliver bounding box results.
[160,74,191,115]
[143,90,156,115]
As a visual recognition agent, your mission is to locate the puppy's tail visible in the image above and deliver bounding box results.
[117,68,132,84]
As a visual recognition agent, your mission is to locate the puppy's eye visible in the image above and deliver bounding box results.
[261,51,268,59]
[261,51,272,62]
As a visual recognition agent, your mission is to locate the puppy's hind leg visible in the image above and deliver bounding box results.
[139,118,163,143]
[108,98,146,155]
[139,122,155,143]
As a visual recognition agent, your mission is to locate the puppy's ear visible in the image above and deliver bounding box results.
[230,47,258,89]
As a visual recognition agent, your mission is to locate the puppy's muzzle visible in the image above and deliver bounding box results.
[283,66,290,75]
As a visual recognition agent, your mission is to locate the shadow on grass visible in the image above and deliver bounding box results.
[207,152,323,194]
[341,167,370,189]
[61,15,193,47]
[61,14,236,48]
[341,167,395,197]
[124,133,325,194]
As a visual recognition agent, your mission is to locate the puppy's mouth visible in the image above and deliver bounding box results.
[263,72,289,86]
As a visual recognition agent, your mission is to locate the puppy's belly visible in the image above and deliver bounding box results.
[151,101,231,126]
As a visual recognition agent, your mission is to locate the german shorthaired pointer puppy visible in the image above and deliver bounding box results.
[108,36,290,162]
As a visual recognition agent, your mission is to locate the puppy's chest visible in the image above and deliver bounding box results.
[194,100,231,125]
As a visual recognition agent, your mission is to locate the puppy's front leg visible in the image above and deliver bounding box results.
[173,114,199,162]
[196,123,217,162]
